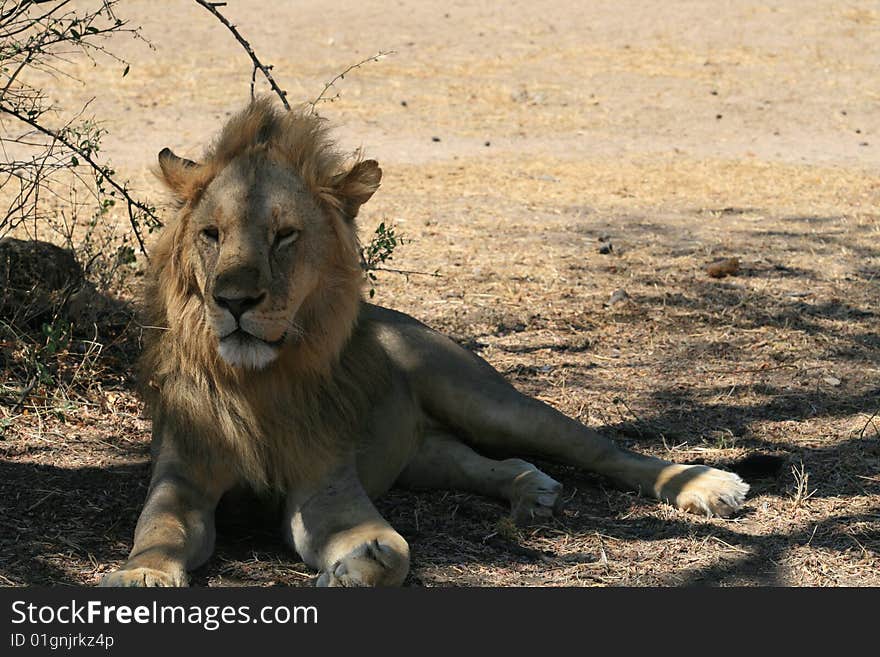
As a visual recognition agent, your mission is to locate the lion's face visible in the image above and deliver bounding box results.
[188,155,331,369]
[157,139,381,371]
[154,102,382,371]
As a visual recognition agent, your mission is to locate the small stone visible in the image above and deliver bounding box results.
[511,89,536,104]
[823,376,841,386]
[401,100,408,107]
[431,136,441,142]
[608,289,630,305]
[598,242,613,254]
[706,257,740,278]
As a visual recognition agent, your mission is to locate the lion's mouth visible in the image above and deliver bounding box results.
[220,328,286,348]
[216,328,287,370]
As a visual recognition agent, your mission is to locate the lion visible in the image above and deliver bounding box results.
[101,98,749,587]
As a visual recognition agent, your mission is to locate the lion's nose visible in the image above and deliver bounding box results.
[213,292,266,321]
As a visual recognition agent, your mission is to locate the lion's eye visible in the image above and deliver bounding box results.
[201,226,219,242]
[275,227,300,248]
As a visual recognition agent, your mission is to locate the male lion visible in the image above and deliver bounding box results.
[102,98,748,587]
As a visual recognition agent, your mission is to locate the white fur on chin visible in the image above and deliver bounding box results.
[218,334,279,369]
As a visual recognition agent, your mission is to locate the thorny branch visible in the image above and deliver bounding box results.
[192,0,290,110]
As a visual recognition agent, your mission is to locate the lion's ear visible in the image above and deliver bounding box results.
[157,148,201,199]
[334,159,382,220]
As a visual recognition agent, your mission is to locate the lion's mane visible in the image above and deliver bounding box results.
[139,98,388,491]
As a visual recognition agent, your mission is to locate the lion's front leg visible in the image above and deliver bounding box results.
[101,442,234,587]
[286,462,409,587]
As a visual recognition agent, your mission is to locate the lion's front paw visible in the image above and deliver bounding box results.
[316,539,409,587]
[99,566,188,588]
[671,465,749,517]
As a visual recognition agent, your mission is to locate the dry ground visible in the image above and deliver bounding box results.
[1,0,879,586]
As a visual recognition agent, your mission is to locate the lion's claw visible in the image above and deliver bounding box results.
[316,539,407,587]
[99,566,188,587]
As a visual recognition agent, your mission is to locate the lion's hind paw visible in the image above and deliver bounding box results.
[672,465,749,518]
[508,463,564,526]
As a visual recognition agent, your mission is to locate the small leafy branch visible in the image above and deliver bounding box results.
[361,221,402,298]
[360,221,440,297]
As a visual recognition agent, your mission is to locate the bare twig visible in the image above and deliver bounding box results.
[309,50,396,113]
[859,408,879,439]
[193,0,290,110]
[9,376,38,416]
[701,364,823,375]
[370,266,440,278]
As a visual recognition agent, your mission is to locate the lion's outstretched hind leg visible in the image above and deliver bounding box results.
[397,430,563,525]
[372,307,749,517]
[432,379,748,517]
[433,378,749,517]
